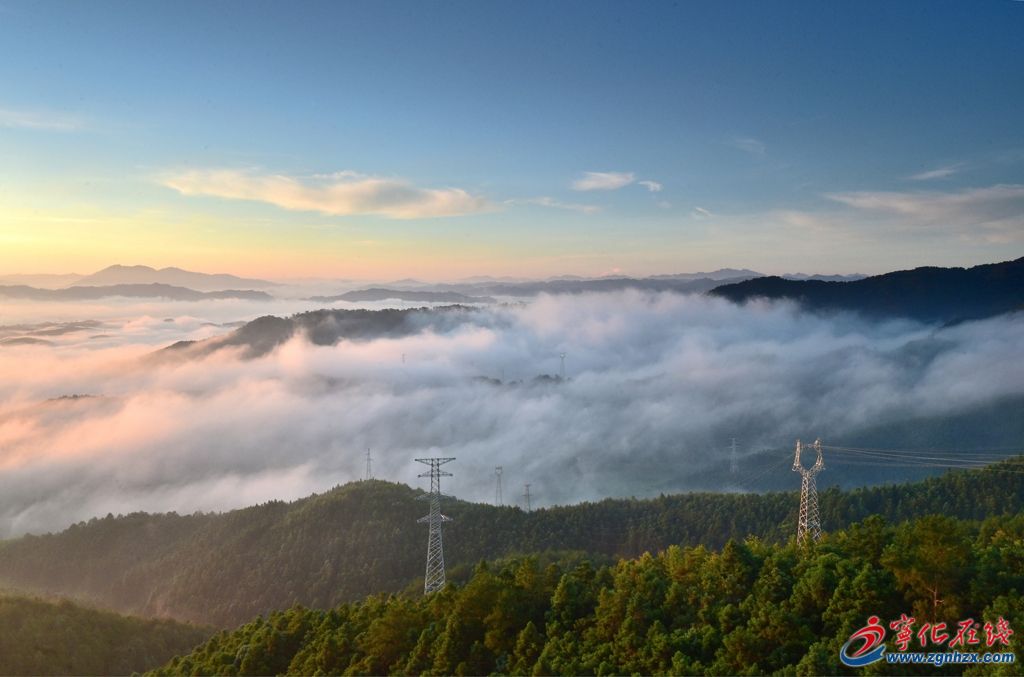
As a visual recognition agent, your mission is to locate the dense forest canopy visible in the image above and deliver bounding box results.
[0,459,1021,628]
[150,513,1024,676]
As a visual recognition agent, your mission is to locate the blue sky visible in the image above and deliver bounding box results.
[0,0,1022,279]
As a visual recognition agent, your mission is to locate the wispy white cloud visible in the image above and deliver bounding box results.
[162,169,492,219]
[907,164,962,181]
[572,171,636,191]
[638,180,663,192]
[0,106,83,132]
[526,196,601,214]
[826,183,1024,243]
[729,136,766,156]
[691,206,713,218]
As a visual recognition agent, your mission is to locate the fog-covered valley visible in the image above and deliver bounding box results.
[1,282,1022,538]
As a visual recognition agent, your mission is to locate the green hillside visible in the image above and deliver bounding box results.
[0,594,208,676]
[0,459,1021,628]
[150,513,1024,676]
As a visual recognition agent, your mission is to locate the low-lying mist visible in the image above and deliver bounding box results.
[0,290,1021,537]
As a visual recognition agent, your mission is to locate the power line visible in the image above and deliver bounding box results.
[415,457,454,594]
[823,447,1024,474]
[823,443,1024,454]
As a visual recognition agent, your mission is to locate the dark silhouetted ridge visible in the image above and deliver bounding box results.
[710,257,1024,323]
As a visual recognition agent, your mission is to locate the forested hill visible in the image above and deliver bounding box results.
[0,459,1020,628]
[0,594,208,676]
[159,305,480,359]
[151,513,1024,676]
[709,257,1024,323]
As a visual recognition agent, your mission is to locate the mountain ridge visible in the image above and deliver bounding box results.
[709,256,1024,323]
[72,265,277,292]
[0,458,1021,628]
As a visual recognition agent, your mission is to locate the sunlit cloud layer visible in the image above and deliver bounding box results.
[163,169,493,219]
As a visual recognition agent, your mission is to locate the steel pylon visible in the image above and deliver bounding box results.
[415,457,454,594]
[792,438,824,542]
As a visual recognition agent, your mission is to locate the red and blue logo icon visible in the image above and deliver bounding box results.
[840,616,887,667]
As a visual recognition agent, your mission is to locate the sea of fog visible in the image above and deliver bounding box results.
[0,291,1021,537]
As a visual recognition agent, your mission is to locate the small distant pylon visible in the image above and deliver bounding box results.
[416,457,455,594]
[792,438,825,543]
[495,466,503,505]
[730,438,738,474]
[523,483,532,512]
[365,448,373,480]
[559,352,567,379]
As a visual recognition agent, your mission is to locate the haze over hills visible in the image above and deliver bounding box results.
[0,594,208,676]
[339,275,755,300]
[0,264,881,303]
[711,257,1024,323]
[0,273,85,289]
[309,288,496,304]
[72,264,278,292]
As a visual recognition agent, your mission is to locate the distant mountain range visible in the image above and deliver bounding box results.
[780,272,866,282]
[312,272,878,304]
[649,268,762,281]
[0,283,272,302]
[158,257,1024,359]
[348,275,757,299]
[710,257,1024,323]
[72,265,277,291]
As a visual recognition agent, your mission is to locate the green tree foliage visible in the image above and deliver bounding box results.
[150,513,1024,676]
[0,459,1022,628]
[0,594,208,676]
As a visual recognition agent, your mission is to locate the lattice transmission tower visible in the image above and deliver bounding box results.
[494,466,503,505]
[792,438,825,542]
[365,448,372,480]
[416,457,455,594]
